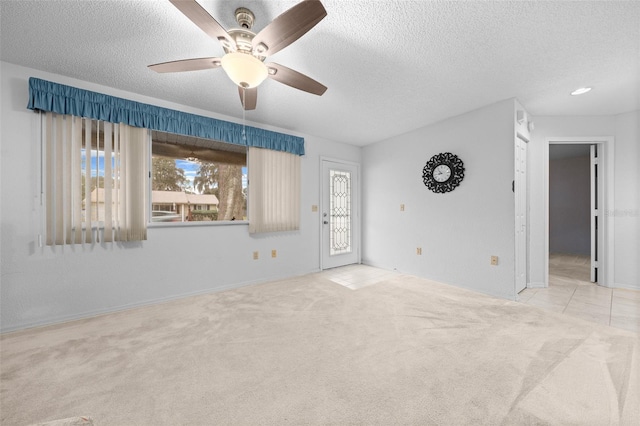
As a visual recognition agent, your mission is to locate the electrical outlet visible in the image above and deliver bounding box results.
[491,255,498,265]
[271,249,277,258]
[400,204,405,211]
[417,247,422,255]
[253,251,259,260]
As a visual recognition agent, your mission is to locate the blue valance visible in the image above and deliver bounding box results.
[27,77,305,155]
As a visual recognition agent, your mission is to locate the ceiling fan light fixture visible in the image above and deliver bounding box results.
[570,87,592,96]
[220,52,268,89]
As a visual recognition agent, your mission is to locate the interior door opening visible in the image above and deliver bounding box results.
[546,139,611,288]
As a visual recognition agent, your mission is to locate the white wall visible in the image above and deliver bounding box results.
[362,99,518,299]
[528,112,639,289]
[614,111,640,289]
[0,62,361,332]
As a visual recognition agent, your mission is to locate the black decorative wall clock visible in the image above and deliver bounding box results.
[422,152,465,193]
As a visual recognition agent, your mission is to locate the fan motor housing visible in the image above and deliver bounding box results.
[223,8,266,61]
[235,7,254,29]
[225,29,256,54]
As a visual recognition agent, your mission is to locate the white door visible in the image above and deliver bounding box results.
[590,145,599,282]
[515,136,528,293]
[321,160,359,269]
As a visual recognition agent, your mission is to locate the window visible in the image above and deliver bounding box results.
[150,131,247,223]
[40,115,299,240]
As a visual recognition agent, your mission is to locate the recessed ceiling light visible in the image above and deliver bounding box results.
[571,87,592,96]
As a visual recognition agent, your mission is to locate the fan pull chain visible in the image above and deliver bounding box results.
[242,88,247,142]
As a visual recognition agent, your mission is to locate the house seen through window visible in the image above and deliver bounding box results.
[150,131,247,223]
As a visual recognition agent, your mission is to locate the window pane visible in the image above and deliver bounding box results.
[329,169,352,255]
[151,132,247,222]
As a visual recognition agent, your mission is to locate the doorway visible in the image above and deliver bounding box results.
[544,137,615,288]
[320,159,360,269]
[548,143,593,287]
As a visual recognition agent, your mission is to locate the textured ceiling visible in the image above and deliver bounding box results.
[1,0,639,146]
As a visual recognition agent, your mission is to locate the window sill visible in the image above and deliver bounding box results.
[147,220,248,229]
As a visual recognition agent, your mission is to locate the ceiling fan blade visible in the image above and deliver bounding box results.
[148,57,222,73]
[239,87,257,110]
[266,63,327,96]
[169,0,236,51]
[252,0,326,57]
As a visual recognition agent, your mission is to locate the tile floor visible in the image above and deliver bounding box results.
[320,264,400,290]
[518,253,640,334]
[322,258,640,334]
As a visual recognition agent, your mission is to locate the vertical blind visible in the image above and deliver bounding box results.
[43,112,149,245]
[248,147,301,234]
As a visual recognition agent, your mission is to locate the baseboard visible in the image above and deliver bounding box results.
[525,281,637,291]
[1,268,322,334]
[360,260,398,272]
[613,282,640,291]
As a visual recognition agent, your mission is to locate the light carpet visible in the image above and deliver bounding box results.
[1,270,639,425]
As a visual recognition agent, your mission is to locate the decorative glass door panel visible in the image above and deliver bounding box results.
[329,170,352,255]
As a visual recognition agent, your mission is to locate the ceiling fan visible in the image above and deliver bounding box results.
[149,0,328,110]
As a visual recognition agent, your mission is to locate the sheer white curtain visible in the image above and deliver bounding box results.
[42,112,149,245]
[248,147,301,234]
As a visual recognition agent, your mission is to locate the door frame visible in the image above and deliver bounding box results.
[589,144,599,282]
[514,133,529,294]
[320,157,361,270]
[543,137,615,287]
